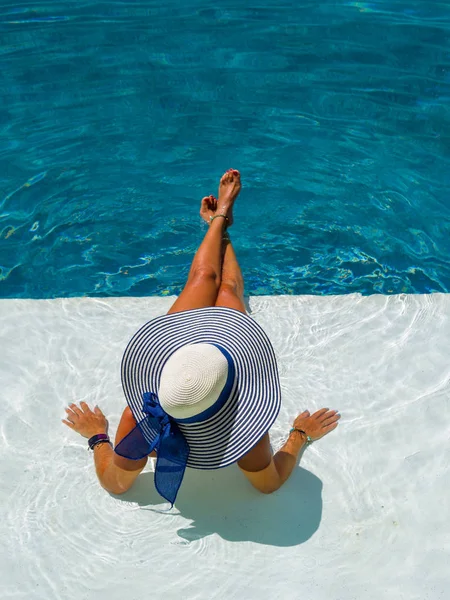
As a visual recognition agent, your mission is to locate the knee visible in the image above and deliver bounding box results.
[220,279,244,298]
[190,266,221,288]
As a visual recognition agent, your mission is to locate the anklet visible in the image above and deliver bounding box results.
[210,214,229,224]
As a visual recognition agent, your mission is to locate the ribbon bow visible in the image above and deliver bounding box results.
[115,392,190,506]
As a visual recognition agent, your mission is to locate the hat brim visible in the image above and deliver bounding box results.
[121,307,281,469]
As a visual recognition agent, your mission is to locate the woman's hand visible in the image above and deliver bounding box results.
[62,402,108,439]
[293,408,340,442]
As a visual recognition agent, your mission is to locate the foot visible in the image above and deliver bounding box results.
[199,194,235,228]
[200,194,218,224]
[199,169,241,227]
[217,169,241,226]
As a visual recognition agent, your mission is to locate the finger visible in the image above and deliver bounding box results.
[64,411,77,424]
[94,406,104,416]
[62,419,75,429]
[322,412,341,426]
[323,422,339,433]
[65,407,78,420]
[320,409,338,419]
[299,410,310,418]
[79,401,91,414]
[69,403,83,416]
[312,408,329,420]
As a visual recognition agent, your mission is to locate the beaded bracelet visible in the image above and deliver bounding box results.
[289,428,313,446]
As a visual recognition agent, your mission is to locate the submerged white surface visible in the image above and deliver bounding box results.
[0,294,449,600]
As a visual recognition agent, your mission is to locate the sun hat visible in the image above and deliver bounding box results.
[115,306,281,505]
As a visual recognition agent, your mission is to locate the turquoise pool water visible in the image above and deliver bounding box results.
[1,1,450,298]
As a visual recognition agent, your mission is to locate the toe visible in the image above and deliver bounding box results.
[200,197,210,214]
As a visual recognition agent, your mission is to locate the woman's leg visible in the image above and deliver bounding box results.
[215,234,247,314]
[167,170,241,315]
[167,217,225,314]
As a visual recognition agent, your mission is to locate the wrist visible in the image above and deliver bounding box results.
[88,433,111,450]
[85,428,107,439]
[288,428,306,448]
[289,428,313,446]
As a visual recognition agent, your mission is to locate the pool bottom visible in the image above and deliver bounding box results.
[0,294,448,600]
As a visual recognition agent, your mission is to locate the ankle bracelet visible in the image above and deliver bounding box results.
[210,214,229,224]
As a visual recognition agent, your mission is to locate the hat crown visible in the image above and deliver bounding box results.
[158,343,229,419]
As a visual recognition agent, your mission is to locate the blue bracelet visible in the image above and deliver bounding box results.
[88,433,110,450]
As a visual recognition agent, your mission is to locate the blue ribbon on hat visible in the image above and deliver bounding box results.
[114,392,190,507]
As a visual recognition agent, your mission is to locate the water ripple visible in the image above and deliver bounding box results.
[1,1,450,298]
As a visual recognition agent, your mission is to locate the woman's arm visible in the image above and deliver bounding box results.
[237,432,305,494]
[238,409,340,494]
[63,402,150,495]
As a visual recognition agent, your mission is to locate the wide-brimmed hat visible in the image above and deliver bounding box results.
[115,306,281,504]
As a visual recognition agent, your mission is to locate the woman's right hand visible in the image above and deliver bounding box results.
[293,408,340,441]
[62,401,108,439]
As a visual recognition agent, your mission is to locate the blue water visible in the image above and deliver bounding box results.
[1,1,450,298]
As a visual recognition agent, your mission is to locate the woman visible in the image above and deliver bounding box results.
[63,169,340,505]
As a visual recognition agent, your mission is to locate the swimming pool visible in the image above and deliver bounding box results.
[2,5,450,600]
[1,1,449,299]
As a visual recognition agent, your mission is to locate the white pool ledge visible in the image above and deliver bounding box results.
[0,294,449,600]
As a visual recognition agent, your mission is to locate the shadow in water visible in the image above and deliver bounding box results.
[122,464,323,547]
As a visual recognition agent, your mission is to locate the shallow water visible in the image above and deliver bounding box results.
[1,1,450,298]
[1,295,449,599]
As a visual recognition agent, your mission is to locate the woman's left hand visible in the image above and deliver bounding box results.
[62,402,108,439]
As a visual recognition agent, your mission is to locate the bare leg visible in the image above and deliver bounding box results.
[215,233,246,313]
[199,176,246,314]
[167,170,241,315]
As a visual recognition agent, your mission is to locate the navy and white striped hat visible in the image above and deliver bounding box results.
[120,306,281,471]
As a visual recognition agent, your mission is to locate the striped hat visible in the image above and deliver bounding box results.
[115,307,281,504]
